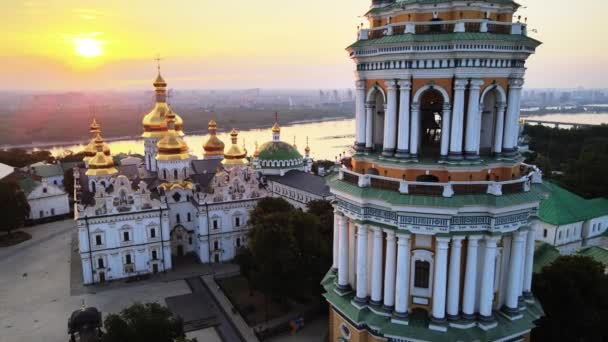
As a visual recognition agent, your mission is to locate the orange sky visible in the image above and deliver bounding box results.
[0,0,606,90]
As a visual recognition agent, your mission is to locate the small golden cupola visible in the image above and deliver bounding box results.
[141,66,184,139]
[203,120,225,159]
[222,129,247,166]
[83,119,110,164]
[156,109,190,161]
[85,133,118,177]
[304,136,311,156]
[271,112,281,142]
[253,141,260,158]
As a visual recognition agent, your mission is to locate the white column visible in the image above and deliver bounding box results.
[449,79,468,160]
[393,234,411,320]
[395,80,411,158]
[464,79,484,159]
[479,236,499,326]
[332,213,339,271]
[504,230,525,316]
[517,228,528,300]
[355,80,367,151]
[370,228,384,305]
[523,227,536,299]
[409,103,420,158]
[337,214,350,291]
[382,80,398,156]
[383,230,397,310]
[446,236,464,320]
[355,224,369,303]
[348,221,356,287]
[431,237,450,328]
[440,104,452,159]
[365,103,374,151]
[493,103,506,156]
[503,78,524,156]
[462,235,481,320]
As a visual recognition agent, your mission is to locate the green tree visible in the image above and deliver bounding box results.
[532,255,608,342]
[0,148,54,168]
[0,182,31,237]
[102,303,195,342]
[63,169,75,198]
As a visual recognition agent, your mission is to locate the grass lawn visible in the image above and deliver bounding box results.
[217,275,289,326]
[0,231,32,247]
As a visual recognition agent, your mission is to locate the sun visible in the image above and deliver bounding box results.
[73,37,102,58]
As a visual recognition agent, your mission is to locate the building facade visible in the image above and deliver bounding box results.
[75,71,328,285]
[323,1,545,341]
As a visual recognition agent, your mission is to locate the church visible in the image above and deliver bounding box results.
[323,0,546,341]
[74,69,330,285]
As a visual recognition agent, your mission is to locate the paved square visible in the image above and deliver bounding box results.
[0,220,191,342]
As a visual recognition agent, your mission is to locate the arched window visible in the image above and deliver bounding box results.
[163,169,167,180]
[174,169,178,180]
[414,260,430,288]
[91,182,96,193]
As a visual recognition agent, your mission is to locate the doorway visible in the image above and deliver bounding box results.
[99,271,106,283]
[419,89,445,158]
[177,245,184,257]
[152,263,159,274]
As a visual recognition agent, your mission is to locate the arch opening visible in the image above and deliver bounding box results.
[419,88,445,159]
[480,87,503,155]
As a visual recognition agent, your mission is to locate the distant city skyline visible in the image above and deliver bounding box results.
[1,0,607,90]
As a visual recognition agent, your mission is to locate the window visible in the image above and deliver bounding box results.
[95,235,102,246]
[125,254,132,264]
[558,231,562,240]
[543,229,548,238]
[188,237,193,245]
[163,169,167,179]
[176,214,181,223]
[187,213,191,222]
[51,208,55,216]
[152,250,158,260]
[53,180,57,185]
[214,241,219,250]
[173,170,178,180]
[235,217,240,227]
[97,258,104,269]
[236,238,241,247]
[39,210,44,218]
[566,229,570,238]
[213,220,219,230]
[123,231,130,242]
[414,260,430,289]
[150,228,156,238]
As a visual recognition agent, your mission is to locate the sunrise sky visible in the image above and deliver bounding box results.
[0,0,606,90]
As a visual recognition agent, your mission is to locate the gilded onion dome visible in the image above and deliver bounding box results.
[85,133,118,177]
[222,129,247,166]
[272,121,281,134]
[203,120,225,157]
[156,110,189,161]
[304,137,311,155]
[83,119,111,163]
[141,70,184,139]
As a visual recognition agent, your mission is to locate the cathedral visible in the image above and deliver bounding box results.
[74,69,326,285]
[323,0,545,341]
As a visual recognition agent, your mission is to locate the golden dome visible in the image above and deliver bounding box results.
[141,71,184,139]
[305,137,310,154]
[271,112,280,133]
[222,129,247,166]
[156,110,190,161]
[203,120,225,157]
[85,134,118,177]
[83,119,111,161]
[253,141,260,158]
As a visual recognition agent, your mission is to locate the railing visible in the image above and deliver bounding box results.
[358,19,526,41]
[337,164,542,198]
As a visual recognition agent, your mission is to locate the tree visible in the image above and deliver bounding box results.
[102,303,195,342]
[532,255,608,342]
[63,168,75,198]
[238,198,334,302]
[0,182,30,236]
[0,148,54,168]
[312,160,335,175]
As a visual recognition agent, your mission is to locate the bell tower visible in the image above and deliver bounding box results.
[325,1,545,341]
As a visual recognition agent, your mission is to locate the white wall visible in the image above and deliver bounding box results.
[27,184,69,219]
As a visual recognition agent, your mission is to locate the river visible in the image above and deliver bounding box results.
[27,112,608,161]
[42,119,356,161]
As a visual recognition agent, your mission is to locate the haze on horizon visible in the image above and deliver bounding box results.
[1,0,606,91]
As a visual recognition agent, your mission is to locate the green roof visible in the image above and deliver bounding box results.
[348,32,541,49]
[322,271,542,341]
[17,177,41,196]
[578,246,608,266]
[330,178,548,209]
[533,242,560,274]
[257,141,303,164]
[539,182,608,226]
[31,164,64,178]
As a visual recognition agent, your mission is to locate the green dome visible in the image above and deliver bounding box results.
[257,141,303,164]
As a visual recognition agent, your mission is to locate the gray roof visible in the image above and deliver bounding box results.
[191,159,222,174]
[267,170,332,197]
[117,164,140,180]
[32,164,64,178]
